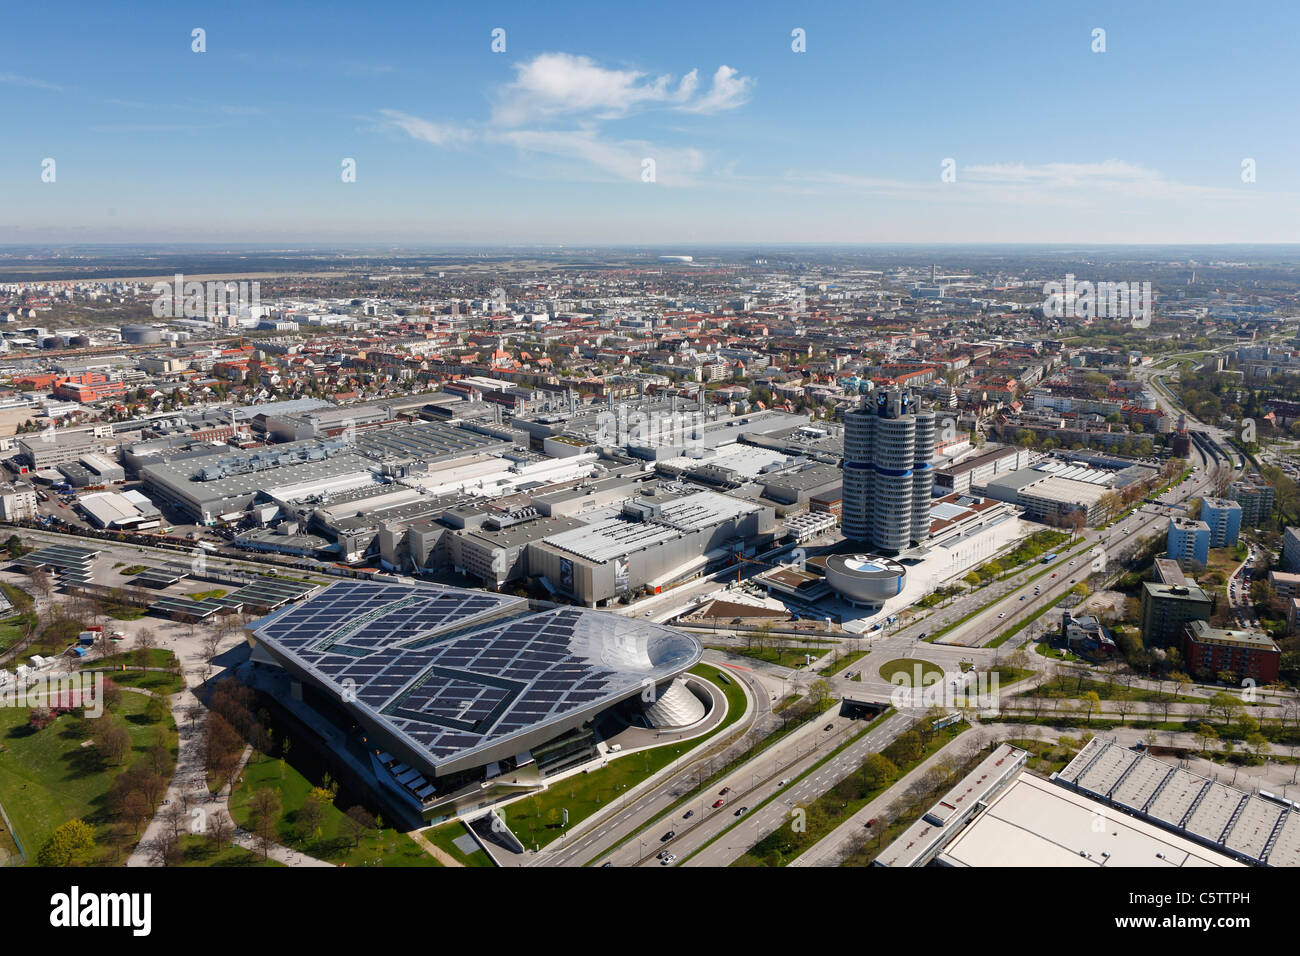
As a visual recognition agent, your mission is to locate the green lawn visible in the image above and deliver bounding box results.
[177,833,284,867]
[0,613,30,654]
[228,752,440,867]
[984,665,1035,687]
[0,690,178,864]
[0,582,33,614]
[424,820,493,867]
[822,649,869,677]
[711,645,826,668]
[877,658,944,685]
[1035,640,1080,662]
[506,665,747,851]
[105,604,148,621]
[90,649,184,695]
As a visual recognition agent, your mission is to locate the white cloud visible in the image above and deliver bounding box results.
[678,66,754,114]
[493,53,752,124]
[378,109,473,147]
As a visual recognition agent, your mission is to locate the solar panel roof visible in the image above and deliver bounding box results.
[252,580,702,773]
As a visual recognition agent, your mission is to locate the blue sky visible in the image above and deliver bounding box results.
[3,0,1298,244]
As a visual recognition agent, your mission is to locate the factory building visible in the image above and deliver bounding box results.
[528,487,774,607]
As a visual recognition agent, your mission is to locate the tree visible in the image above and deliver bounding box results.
[1080,691,1101,724]
[207,810,232,853]
[298,787,333,841]
[29,567,52,598]
[1209,692,1244,729]
[343,805,377,848]
[860,753,899,792]
[37,819,95,867]
[133,627,157,673]
[808,679,832,710]
[149,828,181,867]
[1194,721,1218,754]
[1246,732,1271,761]
[94,721,132,766]
[248,788,282,858]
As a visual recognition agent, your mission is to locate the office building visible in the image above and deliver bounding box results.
[841,387,935,553]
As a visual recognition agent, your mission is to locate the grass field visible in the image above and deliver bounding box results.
[505,665,747,851]
[0,614,30,655]
[877,658,944,685]
[177,833,284,867]
[0,690,178,864]
[228,752,440,867]
[104,604,148,621]
[89,649,185,695]
[711,644,826,668]
[424,820,493,866]
[822,649,869,678]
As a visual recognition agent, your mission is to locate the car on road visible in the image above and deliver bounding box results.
[998,612,1005,619]
[662,830,675,841]
[778,779,789,787]
[824,723,835,731]
[712,799,725,808]
[683,810,694,819]
[734,806,748,816]
[1019,595,1026,601]
[660,853,676,865]
[1051,573,1057,578]
[719,787,731,795]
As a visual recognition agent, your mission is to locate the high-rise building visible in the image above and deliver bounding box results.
[1167,516,1210,569]
[1282,526,1300,572]
[1139,581,1212,649]
[1229,474,1274,528]
[1200,497,1242,548]
[841,387,935,554]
